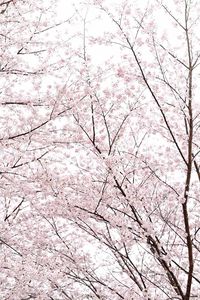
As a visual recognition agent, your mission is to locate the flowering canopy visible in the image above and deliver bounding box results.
[0,0,200,299]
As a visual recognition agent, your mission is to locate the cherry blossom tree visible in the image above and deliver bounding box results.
[1,0,200,299]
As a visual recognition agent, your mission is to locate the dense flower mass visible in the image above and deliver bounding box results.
[0,0,200,299]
